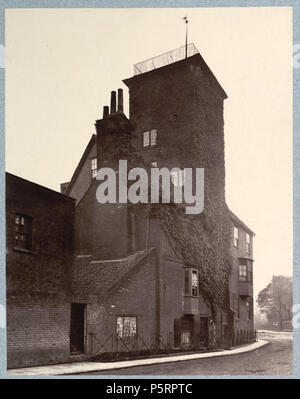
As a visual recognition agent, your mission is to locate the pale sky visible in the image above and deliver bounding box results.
[5,7,293,299]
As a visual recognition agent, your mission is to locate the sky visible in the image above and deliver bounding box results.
[5,7,293,299]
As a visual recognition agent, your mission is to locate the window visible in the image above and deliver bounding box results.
[184,268,199,297]
[91,158,97,179]
[247,262,252,282]
[143,131,150,147]
[116,316,137,338]
[239,265,247,281]
[181,331,191,346]
[191,270,198,296]
[14,214,32,250]
[238,260,252,282]
[142,129,157,147]
[246,299,252,320]
[246,233,251,255]
[150,129,157,146]
[233,226,239,247]
[151,161,158,167]
[171,169,185,187]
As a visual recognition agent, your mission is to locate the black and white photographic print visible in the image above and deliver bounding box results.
[1,4,295,379]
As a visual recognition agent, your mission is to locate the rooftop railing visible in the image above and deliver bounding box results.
[133,43,199,76]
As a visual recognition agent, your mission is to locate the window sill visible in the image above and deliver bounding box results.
[140,145,159,151]
[13,247,34,255]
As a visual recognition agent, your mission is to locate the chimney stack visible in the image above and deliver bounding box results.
[117,88,124,113]
[103,105,109,119]
[110,91,116,114]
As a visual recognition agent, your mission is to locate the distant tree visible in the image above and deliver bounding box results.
[256,276,293,330]
[254,310,269,330]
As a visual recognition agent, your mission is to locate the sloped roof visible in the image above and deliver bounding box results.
[228,209,255,236]
[65,134,96,196]
[72,248,155,300]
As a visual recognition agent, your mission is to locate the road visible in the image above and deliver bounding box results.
[79,331,293,376]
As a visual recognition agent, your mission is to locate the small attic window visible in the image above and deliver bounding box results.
[91,158,97,179]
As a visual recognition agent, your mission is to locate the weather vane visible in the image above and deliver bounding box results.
[181,14,189,58]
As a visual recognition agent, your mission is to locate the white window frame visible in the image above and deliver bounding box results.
[238,264,247,281]
[142,131,150,147]
[233,226,239,247]
[150,129,157,146]
[191,270,198,296]
[246,233,251,255]
[91,158,97,179]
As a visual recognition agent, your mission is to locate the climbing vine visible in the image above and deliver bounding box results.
[111,118,233,321]
[159,203,232,320]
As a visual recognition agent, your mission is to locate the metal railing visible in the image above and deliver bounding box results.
[88,329,257,360]
[134,43,199,76]
[230,329,257,347]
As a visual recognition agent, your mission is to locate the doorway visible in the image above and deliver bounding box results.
[70,303,86,354]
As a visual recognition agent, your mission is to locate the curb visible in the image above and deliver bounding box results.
[7,340,269,376]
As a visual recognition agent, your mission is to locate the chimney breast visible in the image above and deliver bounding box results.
[117,88,124,113]
[110,91,116,114]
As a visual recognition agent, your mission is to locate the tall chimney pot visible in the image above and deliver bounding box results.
[110,91,116,114]
[103,105,109,119]
[117,88,124,113]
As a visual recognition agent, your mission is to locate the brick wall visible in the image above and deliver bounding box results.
[75,181,129,259]
[6,173,75,368]
[7,302,70,368]
[83,251,157,354]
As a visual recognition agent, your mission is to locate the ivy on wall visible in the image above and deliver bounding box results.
[160,203,232,320]
[109,120,233,321]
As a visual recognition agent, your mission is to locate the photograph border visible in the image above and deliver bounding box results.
[0,0,298,380]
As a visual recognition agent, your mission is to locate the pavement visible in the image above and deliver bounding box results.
[7,340,269,376]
